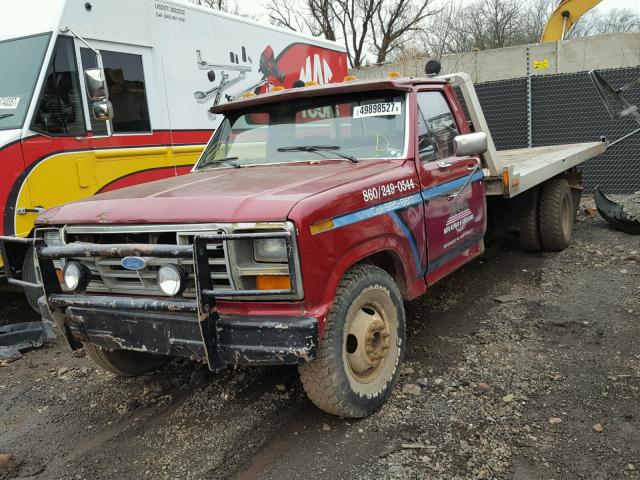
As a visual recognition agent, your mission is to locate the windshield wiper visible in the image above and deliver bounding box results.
[0,113,14,120]
[277,145,358,163]
[200,157,241,169]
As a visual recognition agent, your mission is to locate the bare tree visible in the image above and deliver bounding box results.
[266,1,308,32]
[307,0,338,40]
[464,0,524,50]
[521,0,557,44]
[370,0,437,63]
[331,0,380,68]
[420,0,469,57]
[265,0,337,40]
[191,0,227,10]
[569,7,640,38]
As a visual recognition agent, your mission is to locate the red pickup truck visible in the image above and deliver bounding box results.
[0,66,606,417]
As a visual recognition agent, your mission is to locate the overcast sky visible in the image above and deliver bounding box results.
[234,0,640,22]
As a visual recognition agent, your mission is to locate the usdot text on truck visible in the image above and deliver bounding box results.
[0,0,347,310]
[0,61,607,417]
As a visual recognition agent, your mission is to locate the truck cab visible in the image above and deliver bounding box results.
[0,72,605,417]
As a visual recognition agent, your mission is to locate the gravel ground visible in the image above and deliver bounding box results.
[0,198,638,480]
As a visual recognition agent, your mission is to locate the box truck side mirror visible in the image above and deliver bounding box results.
[84,69,106,100]
[454,132,488,157]
[92,99,114,122]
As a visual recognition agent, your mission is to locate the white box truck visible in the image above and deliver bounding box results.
[0,0,348,309]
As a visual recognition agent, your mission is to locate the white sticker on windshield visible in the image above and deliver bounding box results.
[0,97,20,110]
[353,102,401,119]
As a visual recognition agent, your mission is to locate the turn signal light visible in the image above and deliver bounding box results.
[256,275,291,291]
[343,75,358,82]
[271,86,285,91]
[304,81,318,87]
[310,218,334,235]
[502,168,510,194]
[55,268,64,283]
[242,91,257,98]
[388,71,402,78]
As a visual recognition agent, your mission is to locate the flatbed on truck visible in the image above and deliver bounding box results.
[441,72,607,198]
[0,64,607,417]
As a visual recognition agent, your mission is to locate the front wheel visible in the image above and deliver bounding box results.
[22,246,44,314]
[299,265,406,418]
[84,343,170,377]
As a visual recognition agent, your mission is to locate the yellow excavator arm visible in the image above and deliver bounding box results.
[540,0,603,42]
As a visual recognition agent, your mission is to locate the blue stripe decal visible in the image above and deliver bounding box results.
[388,211,426,277]
[332,192,423,228]
[330,170,484,230]
[427,234,484,273]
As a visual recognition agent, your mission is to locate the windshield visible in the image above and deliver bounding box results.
[195,91,407,169]
[0,33,51,131]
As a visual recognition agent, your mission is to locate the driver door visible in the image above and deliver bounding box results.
[415,90,486,285]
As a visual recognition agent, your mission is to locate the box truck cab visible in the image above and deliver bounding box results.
[0,0,348,309]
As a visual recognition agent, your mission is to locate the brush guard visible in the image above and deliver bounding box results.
[0,232,317,370]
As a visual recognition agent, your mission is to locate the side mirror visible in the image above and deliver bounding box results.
[92,99,113,121]
[454,132,488,157]
[84,69,106,101]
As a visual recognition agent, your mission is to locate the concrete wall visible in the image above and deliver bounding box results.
[352,32,640,82]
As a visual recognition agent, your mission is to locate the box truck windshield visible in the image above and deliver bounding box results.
[0,33,51,131]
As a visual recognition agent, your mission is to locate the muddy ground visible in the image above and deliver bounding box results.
[0,201,639,480]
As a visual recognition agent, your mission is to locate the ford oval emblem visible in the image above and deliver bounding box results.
[121,256,147,271]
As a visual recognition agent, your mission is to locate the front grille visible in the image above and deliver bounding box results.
[63,227,233,297]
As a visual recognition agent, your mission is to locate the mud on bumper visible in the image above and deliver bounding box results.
[62,302,317,366]
[1,232,316,370]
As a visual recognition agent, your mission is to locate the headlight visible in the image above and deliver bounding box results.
[43,230,63,247]
[157,265,187,296]
[63,262,91,292]
[253,238,287,263]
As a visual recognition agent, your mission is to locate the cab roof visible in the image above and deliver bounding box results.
[211,77,447,114]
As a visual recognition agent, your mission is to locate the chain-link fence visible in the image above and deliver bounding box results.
[468,67,640,194]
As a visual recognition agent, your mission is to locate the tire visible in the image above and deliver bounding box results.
[299,265,406,418]
[84,343,170,377]
[22,246,44,314]
[518,187,542,252]
[539,177,575,251]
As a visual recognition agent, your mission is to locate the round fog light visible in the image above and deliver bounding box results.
[63,262,91,292]
[157,265,187,296]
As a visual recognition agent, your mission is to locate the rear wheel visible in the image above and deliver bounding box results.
[518,187,542,252]
[84,343,170,377]
[22,246,43,314]
[539,178,575,251]
[299,265,406,418]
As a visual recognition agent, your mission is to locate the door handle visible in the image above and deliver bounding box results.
[17,206,45,215]
[448,163,480,200]
[437,161,452,169]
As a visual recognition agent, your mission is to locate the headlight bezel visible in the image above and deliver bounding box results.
[226,221,303,300]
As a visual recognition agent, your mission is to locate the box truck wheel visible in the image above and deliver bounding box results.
[299,265,406,418]
[84,343,170,377]
[22,246,44,314]
[518,187,542,252]
[539,178,575,251]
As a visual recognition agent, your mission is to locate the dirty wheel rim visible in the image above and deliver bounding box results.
[343,287,398,392]
[561,194,573,240]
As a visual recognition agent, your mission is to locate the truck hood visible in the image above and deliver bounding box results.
[38,160,403,225]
